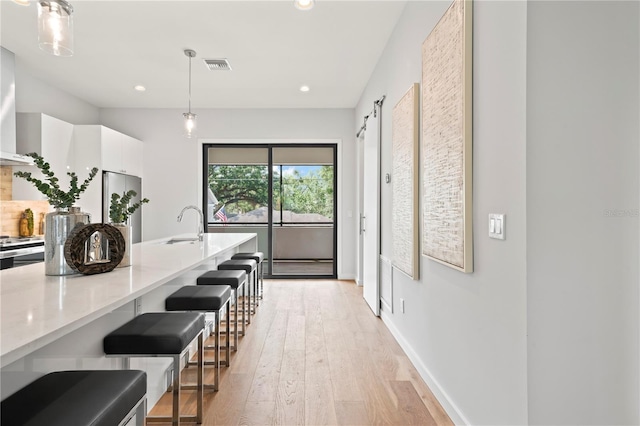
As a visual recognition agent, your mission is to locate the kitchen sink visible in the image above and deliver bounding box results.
[162,237,200,245]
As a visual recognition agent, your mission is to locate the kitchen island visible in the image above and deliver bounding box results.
[0,232,256,402]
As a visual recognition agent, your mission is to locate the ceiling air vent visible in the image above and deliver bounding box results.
[203,59,232,71]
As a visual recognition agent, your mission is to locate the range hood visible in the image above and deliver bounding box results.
[0,151,33,166]
[1,47,32,167]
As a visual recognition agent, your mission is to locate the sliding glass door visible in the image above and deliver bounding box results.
[204,144,337,278]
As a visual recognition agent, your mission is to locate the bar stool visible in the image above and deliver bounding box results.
[217,259,257,322]
[231,252,265,303]
[165,285,232,391]
[1,370,147,426]
[104,312,205,426]
[197,270,247,350]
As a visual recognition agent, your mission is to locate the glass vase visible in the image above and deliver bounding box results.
[44,206,90,276]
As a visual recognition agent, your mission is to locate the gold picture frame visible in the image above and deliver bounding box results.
[421,0,473,273]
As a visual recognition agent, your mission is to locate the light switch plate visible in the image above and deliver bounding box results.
[489,214,505,240]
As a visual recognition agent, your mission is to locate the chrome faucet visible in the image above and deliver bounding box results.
[177,205,204,241]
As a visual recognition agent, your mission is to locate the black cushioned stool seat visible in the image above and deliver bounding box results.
[166,285,232,390]
[1,370,147,426]
[104,312,205,426]
[104,312,204,355]
[197,270,247,349]
[232,252,265,302]
[218,259,257,323]
[166,285,231,312]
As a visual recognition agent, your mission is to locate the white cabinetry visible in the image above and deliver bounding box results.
[74,125,143,223]
[100,128,143,177]
[13,113,75,201]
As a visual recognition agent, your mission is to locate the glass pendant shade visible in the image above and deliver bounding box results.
[294,0,314,11]
[38,0,74,57]
[184,112,197,138]
[183,49,197,139]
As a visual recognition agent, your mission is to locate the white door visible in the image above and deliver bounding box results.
[357,131,364,286]
[361,109,380,316]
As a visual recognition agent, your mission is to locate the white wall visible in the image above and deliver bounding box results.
[357,0,640,425]
[355,1,529,424]
[99,108,357,278]
[526,1,639,424]
[15,66,99,124]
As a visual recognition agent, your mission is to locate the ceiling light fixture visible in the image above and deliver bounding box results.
[134,85,146,92]
[183,49,197,139]
[13,0,31,6]
[294,0,314,11]
[37,0,74,57]
[300,85,310,92]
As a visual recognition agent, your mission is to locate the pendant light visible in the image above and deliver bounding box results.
[37,0,74,57]
[183,49,197,138]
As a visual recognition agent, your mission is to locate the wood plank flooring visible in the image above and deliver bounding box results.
[149,280,453,426]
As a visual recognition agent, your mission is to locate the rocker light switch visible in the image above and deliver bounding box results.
[489,214,505,240]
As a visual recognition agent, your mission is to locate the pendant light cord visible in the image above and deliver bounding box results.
[184,49,196,114]
[188,54,192,114]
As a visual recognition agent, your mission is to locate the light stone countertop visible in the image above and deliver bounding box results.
[0,233,256,368]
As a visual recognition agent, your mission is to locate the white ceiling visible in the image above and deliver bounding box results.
[0,0,407,109]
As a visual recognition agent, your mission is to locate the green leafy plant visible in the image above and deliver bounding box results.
[13,153,98,209]
[109,190,149,224]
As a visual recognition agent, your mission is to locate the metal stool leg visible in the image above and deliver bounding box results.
[253,268,259,308]
[214,310,220,391]
[259,262,264,300]
[226,304,231,364]
[198,332,203,419]
[171,354,180,426]
[241,282,247,334]
[247,271,252,324]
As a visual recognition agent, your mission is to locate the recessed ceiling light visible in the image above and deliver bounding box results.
[294,0,314,11]
[134,85,146,92]
[300,85,310,92]
[12,0,31,6]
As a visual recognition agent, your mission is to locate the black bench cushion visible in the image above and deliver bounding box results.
[218,259,257,273]
[166,285,232,312]
[1,370,146,426]
[232,252,264,263]
[197,270,246,288]
[104,312,204,355]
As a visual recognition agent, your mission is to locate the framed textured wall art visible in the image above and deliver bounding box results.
[421,0,473,273]
[392,83,420,280]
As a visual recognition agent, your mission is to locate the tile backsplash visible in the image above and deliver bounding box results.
[0,166,12,201]
[0,200,51,237]
[0,166,51,236]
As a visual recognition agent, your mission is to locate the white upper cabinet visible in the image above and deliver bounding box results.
[100,127,143,177]
[121,134,143,177]
[73,125,144,222]
[14,113,76,201]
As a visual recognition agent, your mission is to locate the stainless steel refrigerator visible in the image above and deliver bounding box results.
[103,171,143,243]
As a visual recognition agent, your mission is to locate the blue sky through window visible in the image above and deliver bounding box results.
[274,165,320,177]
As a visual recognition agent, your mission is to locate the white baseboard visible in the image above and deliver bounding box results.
[338,273,356,281]
[380,311,471,426]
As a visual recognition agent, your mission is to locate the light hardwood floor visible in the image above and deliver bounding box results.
[149,280,453,426]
